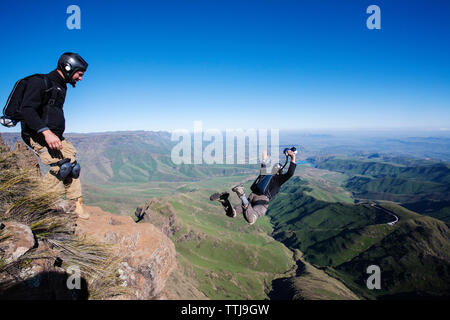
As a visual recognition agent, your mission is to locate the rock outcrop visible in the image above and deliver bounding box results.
[0,222,36,264]
[134,198,181,237]
[0,206,177,300]
[0,135,177,300]
[76,206,177,299]
[0,221,82,300]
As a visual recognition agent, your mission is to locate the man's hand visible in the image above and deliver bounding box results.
[262,150,269,163]
[42,130,62,151]
[287,150,296,163]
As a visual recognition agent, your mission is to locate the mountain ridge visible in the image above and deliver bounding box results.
[268,176,450,299]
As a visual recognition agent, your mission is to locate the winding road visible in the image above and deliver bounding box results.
[370,203,399,225]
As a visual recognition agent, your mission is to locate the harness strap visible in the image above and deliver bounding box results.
[50,158,70,167]
[253,199,270,207]
[41,75,59,106]
[279,155,289,173]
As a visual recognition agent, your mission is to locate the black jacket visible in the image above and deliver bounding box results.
[21,70,67,145]
[265,162,296,201]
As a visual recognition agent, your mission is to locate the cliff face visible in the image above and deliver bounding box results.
[75,206,177,299]
[133,198,209,300]
[134,199,182,237]
[0,205,177,300]
[0,134,177,300]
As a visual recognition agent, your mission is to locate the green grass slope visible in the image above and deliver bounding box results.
[402,200,450,222]
[317,158,450,222]
[268,177,450,299]
[268,177,392,251]
[332,204,450,299]
[295,166,353,204]
[138,175,296,300]
[269,250,360,300]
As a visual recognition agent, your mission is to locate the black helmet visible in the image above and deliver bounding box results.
[57,52,88,87]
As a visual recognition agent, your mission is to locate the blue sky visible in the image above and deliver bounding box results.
[0,0,449,133]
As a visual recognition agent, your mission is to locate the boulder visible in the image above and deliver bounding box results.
[0,221,36,264]
[75,206,177,299]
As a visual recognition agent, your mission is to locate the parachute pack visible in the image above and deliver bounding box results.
[1,74,56,128]
[250,147,297,198]
[250,174,275,198]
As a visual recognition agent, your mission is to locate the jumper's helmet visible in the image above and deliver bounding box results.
[57,52,88,87]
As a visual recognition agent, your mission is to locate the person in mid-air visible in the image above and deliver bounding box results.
[210,148,297,225]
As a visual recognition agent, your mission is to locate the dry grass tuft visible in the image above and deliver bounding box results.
[0,151,130,299]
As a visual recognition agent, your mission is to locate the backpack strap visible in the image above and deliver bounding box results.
[37,74,58,107]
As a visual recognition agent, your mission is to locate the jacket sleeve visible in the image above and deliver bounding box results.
[20,77,49,133]
[279,162,296,185]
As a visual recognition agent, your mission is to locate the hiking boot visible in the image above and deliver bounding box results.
[210,192,236,218]
[74,197,90,220]
[231,185,245,198]
[210,192,230,202]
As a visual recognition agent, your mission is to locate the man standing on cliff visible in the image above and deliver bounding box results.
[20,52,89,219]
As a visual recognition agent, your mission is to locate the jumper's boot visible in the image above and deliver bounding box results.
[232,184,251,212]
[74,197,90,220]
[231,185,245,198]
[210,192,236,218]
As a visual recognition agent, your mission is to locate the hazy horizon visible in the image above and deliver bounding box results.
[2,127,450,137]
